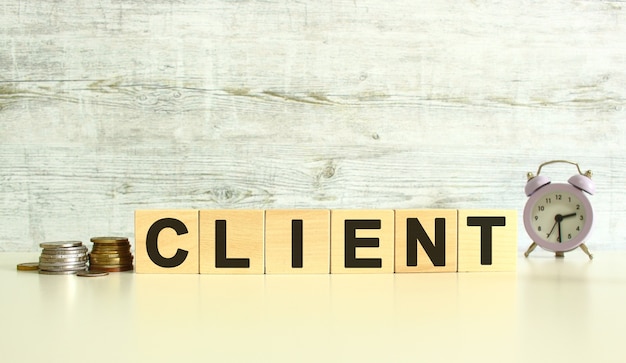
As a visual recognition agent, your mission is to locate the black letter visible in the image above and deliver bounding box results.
[345,220,382,268]
[146,218,189,268]
[292,220,303,268]
[466,216,506,265]
[406,218,446,267]
[215,220,250,268]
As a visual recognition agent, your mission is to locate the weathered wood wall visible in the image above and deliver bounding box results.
[1,0,624,252]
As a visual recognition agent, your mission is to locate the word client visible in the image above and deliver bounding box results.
[135,209,516,274]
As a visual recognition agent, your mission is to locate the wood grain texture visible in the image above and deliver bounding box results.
[135,209,199,274]
[457,209,517,272]
[394,209,458,273]
[330,209,395,273]
[1,0,625,252]
[199,209,265,274]
[265,209,330,274]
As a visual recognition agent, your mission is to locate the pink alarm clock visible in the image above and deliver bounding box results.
[523,160,595,259]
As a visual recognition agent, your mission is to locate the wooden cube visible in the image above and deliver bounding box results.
[135,210,199,274]
[199,210,265,274]
[265,209,330,274]
[457,209,517,272]
[330,210,395,274]
[394,209,458,273]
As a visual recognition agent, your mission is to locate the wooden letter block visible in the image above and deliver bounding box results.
[134,210,199,274]
[265,209,330,274]
[457,209,517,272]
[199,210,265,274]
[394,209,458,273]
[331,210,395,274]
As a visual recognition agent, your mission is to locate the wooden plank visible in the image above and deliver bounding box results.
[0,0,624,252]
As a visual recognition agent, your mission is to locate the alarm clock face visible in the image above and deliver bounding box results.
[523,183,593,252]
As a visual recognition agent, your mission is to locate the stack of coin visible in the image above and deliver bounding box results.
[89,237,134,272]
[39,241,88,275]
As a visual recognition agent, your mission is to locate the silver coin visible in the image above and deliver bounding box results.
[39,261,87,270]
[40,253,87,259]
[41,252,88,257]
[41,246,87,255]
[39,241,83,249]
[39,263,88,269]
[41,244,87,250]
[39,264,87,270]
[39,255,88,262]
[39,254,88,261]
[40,254,87,261]
[39,260,87,266]
[41,245,87,250]
[39,269,85,275]
[39,269,87,274]
[39,268,87,274]
[76,271,109,277]
[39,263,87,271]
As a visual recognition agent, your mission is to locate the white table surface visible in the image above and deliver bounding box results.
[1,250,625,363]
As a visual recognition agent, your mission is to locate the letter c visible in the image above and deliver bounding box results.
[146,218,189,268]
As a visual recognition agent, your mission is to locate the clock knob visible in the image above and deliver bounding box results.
[524,175,551,196]
[568,173,595,195]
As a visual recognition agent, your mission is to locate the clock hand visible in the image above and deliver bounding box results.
[546,220,558,238]
[546,213,564,239]
[555,213,576,243]
[546,213,576,241]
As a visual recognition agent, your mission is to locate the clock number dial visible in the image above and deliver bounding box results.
[531,191,586,244]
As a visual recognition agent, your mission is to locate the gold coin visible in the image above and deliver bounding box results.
[90,264,133,268]
[92,247,131,253]
[92,248,131,254]
[91,246,131,252]
[90,237,129,244]
[89,265,133,272]
[92,240,129,244]
[89,258,133,263]
[89,252,133,259]
[91,236,128,241]
[89,252,133,258]
[17,262,39,271]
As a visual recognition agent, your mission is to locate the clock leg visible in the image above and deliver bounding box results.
[524,242,537,257]
[555,251,564,258]
[579,243,593,260]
